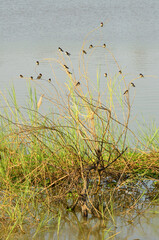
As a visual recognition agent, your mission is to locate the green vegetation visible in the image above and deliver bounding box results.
[0,24,158,239]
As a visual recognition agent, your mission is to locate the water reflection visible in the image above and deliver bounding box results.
[33,205,159,240]
[0,177,158,240]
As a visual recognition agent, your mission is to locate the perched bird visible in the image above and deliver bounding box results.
[139,73,144,77]
[123,90,128,95]
[89,44,93,49]
[76,82,80,86]
[63,64,69,69]
[104,73,107,77]
[30,76,33,80]
[82,50,87,54]
[131,82,135,87]
[101,22,103,27]
[48,78,51,82]
[36,61,39,65]
[103,43,106,48]
[67,71,72,75]
[58,47,64,52]
[20,74,23,78]
[37,73,42,79]
[119,70,122,74]
[65,51,71,56]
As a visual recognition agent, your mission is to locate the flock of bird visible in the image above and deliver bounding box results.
[19,22,144,96]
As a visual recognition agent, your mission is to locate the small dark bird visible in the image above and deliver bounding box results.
[36,61,39,65]
[101,22,103,27]
[104,73,107,77]
[76,82,80,86]
[131,82,135,87]
[67,71,72,75]
[58,47,64,52]
[48,78,51,82]
[65,51,71,56]
[89,44,93,49]
[30,76,33,80]
[37,73,42,79]
[103,44,106,48]
[123,90,128,95]
[64,64,69,69]
[139,73,144,77]
[82,50,87,54]
[119,70,122,74]
[20,74,23,78]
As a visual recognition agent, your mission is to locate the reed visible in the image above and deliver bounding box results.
[0,23,158,238]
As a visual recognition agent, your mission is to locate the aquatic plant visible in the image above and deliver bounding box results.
[0,22,158,238]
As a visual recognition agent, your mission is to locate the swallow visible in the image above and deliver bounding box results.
[89,44,93,49]
[76,82,80,86]
[36,61,39,65]
[48,78,51,82]
[20,74,23,78]
[30,76,33,80]
[119,70,122,74]
[64,64,69,69]
[65,51,71,56]
[131,82,135,87]
[139,73,144,77]
[58,47,64,52]
[82,50,87,54]
[37,73,42,79]
[123,90,128,95]
[104,73,107,77]
[101,22,103,27]
[103,44,106,48]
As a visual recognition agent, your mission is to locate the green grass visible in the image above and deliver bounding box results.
[0,24,158,239]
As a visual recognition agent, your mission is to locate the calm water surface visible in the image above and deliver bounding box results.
[1,1,159,239]
[35,207,159,240]
[9,205,159,240]
[1,0,159,124]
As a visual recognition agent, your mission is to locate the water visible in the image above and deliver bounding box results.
[0,1,159,238]
[1,0,159,125]
[35,207,159,240]
[7,203,159,240]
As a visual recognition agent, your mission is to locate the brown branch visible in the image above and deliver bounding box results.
[98,147,128,173]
